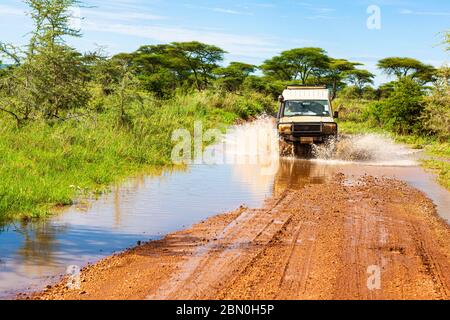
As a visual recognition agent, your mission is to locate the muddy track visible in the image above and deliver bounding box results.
[28,174,450,300]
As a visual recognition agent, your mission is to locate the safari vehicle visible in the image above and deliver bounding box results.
[277,85,338,157]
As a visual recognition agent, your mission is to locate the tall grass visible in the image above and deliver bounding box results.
[0,90,274,220]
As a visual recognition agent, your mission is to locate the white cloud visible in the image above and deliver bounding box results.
[211,8,252,16]
[0,4,25,16]
[291,2,337,19]
[400,9,450,17]
[82,21,280,58]
[183,4,252,16]
[83,9,166,21]
[307,15,336,20]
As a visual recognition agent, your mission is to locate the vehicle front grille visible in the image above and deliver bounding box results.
[293,124,322,133]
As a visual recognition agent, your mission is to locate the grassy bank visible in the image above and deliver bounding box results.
[0,90,274,220]
[338,120,450,190]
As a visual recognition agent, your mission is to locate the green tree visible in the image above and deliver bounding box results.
[421,67,450,140]
[381,77,424,134]
[377,57,436,83]
[215,62,256,92]
[261,47,330,84]
[112,62,142,126]
[344,69,375,96]
[168,41,226,91]
[123,45,180,97]
[377,81,396,99]
[26,0,82,51]
[92,53,132,96]
[259,55,293,81]
[0,0,89,125]
[326,59,360,100]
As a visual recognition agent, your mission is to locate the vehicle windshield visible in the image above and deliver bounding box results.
[283,100,330,117]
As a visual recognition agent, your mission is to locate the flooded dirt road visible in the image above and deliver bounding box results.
[1,118,449,299]
[31,174,450,300]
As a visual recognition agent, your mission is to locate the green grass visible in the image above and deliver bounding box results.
[339,120,450,190]
[422,159,450,190]
[0,90,274,221]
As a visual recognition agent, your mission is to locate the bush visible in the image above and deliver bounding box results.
[421,67,450,141]
[362,101,385,127]
[338,86,360,100]
[379,77,424,134]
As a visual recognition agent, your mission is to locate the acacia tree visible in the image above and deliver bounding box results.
[26,0,82,51]
[344,69,375,96]
[325,59,360,100]
[0,0,89,125]
[168,41,226,91]
[260,55,295,81]
[214,62,256,92]
[261,47,330,84]
[377,57,436,83]
[119,45,182,97]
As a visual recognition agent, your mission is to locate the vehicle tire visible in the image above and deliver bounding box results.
[279,139,293,157]
[293,143,312,159]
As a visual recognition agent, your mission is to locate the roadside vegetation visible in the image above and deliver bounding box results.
[0,1,448,219]
[335,55,449,189]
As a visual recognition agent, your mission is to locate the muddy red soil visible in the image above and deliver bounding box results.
[27,174,450,300]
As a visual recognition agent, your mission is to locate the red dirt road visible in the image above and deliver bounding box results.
[29,174,450,300]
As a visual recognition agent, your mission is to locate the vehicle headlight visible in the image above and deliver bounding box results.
[278,124,292,134]
[323,123,337,134]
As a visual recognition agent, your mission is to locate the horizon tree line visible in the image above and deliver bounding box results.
[0,0,447,127]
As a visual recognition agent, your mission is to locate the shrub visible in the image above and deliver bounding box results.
[362,101,385,127]
[379,77,424,134]
[421,67,450,141]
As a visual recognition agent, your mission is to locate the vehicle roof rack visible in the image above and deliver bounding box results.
[285,85,327,90]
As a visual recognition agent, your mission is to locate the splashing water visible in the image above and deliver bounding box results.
[312,134,418,166]
[218,116,279,165]
[209,116,418,168]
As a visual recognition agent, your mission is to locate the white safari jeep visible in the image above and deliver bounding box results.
[277,85,338,157]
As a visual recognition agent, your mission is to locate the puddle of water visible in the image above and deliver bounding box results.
[0,118,448,299]
[0,162,275,298]
[275,159,450,221]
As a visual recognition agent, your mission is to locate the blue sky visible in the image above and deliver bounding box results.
[0,0,449,85]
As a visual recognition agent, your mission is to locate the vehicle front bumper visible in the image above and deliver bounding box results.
[278,122,338,144]
[279,134,336,144]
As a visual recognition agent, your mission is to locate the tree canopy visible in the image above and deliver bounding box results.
[261,47,330,84]
[168,41,226,91]
[215,62,256,92]
[377,57,436,83]
[0,0,89,125]
[326,59,361,99]
[345,69,375,90]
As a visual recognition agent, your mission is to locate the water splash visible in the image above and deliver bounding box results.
[312,134,418,167]
[224,117,419,167]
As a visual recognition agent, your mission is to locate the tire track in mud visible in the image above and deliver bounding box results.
[147,191,297,300]
[411,224,450,299]
[276,220,318,299]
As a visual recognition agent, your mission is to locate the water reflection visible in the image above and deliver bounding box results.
[0,161,276,298]
[273,159,331,194]
[18,222,66,268]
